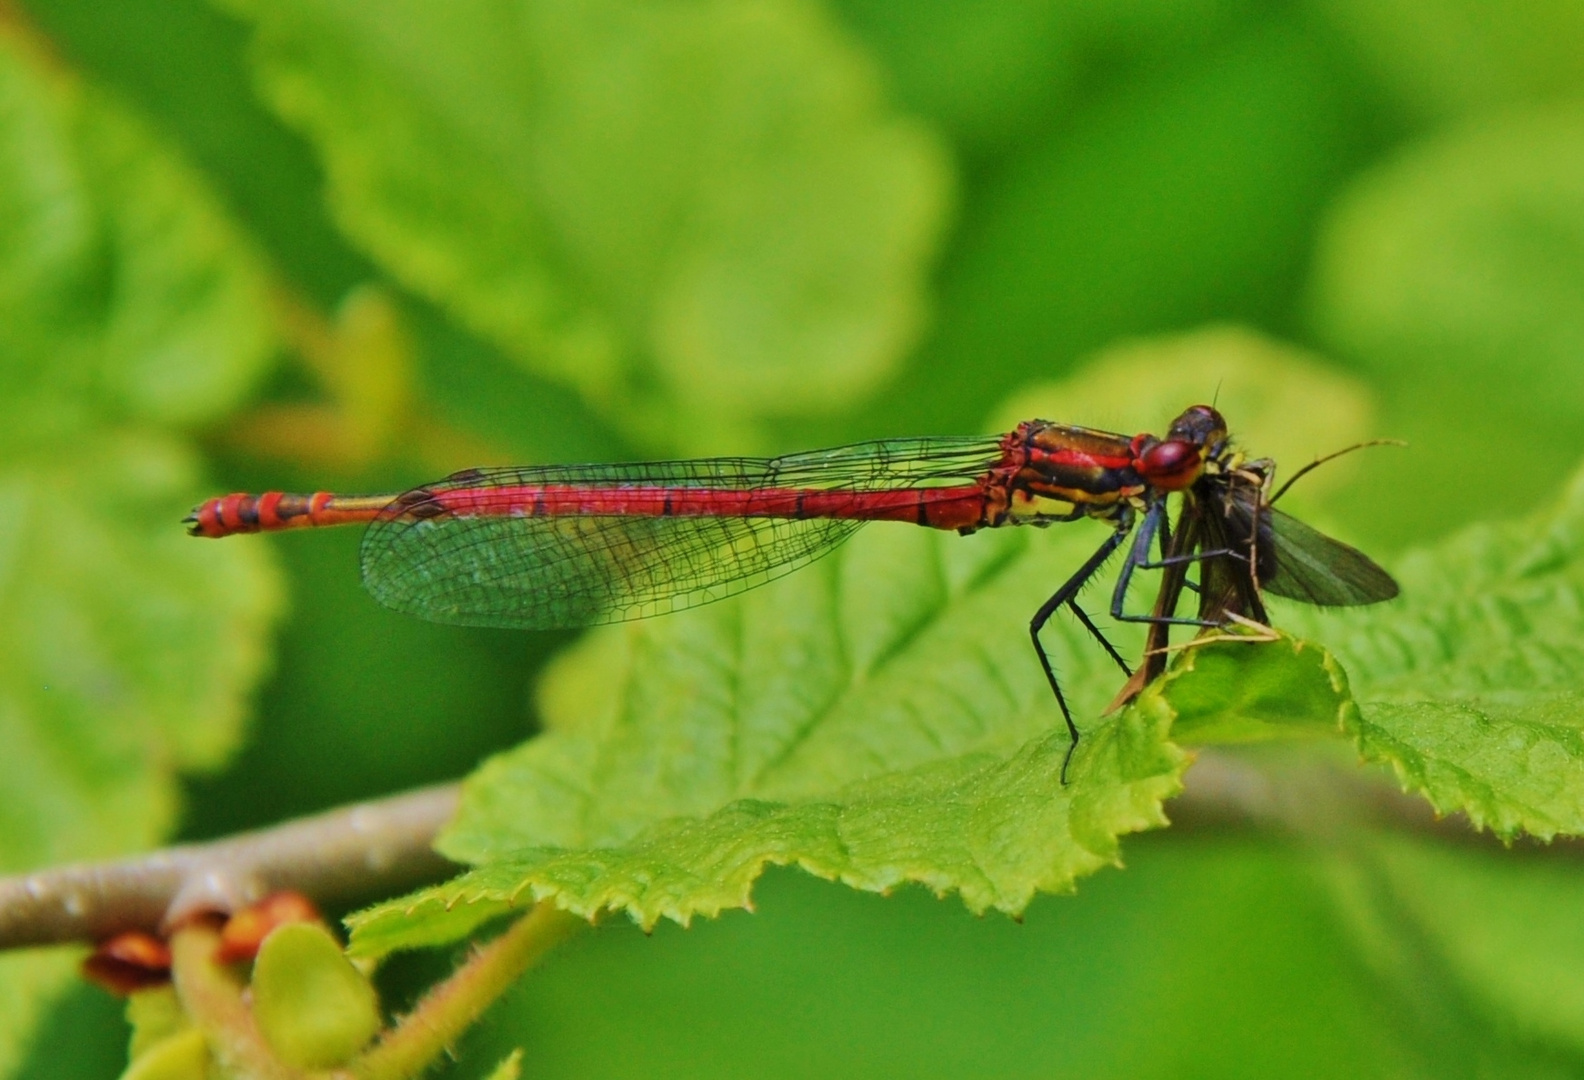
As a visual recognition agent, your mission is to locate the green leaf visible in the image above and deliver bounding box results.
[1366,837,1584,1055]
[1311,106,1584,428]
[120,1028,209,1080]
[0,433,282,863]
[0,952,80,1080]
[125,987,187,1062]
[1309,0,1584,121]
[351,705,1182,956]
[481,1049,524,1080]
[347,520,1190,955]
[1283,460,1584,840]
[219,0,951,451]
[855,15,1372,437]
[0,23,276,442]
[0,22,284,1071]
[1352,697,1584,842]
[1307,106,1584,544]
[830,0,1258,160]
[1158,634,1359,746]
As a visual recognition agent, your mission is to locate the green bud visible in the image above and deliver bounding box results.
[125,987,187,1061]
[117,1029,208,1080]
[252,922,382,1069]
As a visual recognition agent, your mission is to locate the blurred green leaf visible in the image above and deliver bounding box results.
[1285,460,1584,839]
[1319,836,1584,1077]
[0,25,276,442]
[480,1049,523,1080]
[218,0,951,452]
[844,14,1374,439]
[1358,836,1584,1056]
[0,22,284,1073]
[252,922,380,1068]
[0,434,281,859]
[830,0,1258,161]
[0,955,76,1080]
[1311,107,1584,427]
[1308,0,1584,122]
[22,0,375,306]
[1308,106,1584,544]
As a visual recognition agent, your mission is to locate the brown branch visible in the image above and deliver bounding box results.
[0,785,460,950]
[2,750,1575,955]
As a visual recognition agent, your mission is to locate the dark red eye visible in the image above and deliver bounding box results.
[1138,439,1203,490]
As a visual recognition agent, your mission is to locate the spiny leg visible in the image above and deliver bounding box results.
[1066,601,1132,676]
[1029,525,1131,783]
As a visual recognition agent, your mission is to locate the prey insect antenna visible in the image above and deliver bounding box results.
[1270,439,1407,506]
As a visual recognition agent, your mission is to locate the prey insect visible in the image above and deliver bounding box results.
[187,405,1397,779]
[1111,433,1402,707]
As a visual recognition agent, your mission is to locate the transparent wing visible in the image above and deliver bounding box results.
[360,436,1004,629]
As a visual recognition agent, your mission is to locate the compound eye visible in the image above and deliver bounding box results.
[1138,439,1203,491]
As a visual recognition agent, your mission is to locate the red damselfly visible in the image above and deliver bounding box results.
[188,405,1397,775]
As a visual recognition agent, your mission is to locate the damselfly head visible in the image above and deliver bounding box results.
[1134,404,1231,492]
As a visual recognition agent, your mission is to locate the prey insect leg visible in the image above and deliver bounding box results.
[1111,500,1231,629]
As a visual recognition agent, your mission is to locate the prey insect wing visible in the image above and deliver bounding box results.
[1219,480,1399,607]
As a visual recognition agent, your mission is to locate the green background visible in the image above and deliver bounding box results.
[6,0,1584,1075]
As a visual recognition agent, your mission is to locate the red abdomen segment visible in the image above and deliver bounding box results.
[186,492,395,537]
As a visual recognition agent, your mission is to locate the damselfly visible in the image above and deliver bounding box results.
[188,405,1397,774]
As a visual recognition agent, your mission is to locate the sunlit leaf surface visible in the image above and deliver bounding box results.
[348,520,1195,953]
[1285,462,1584,839]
